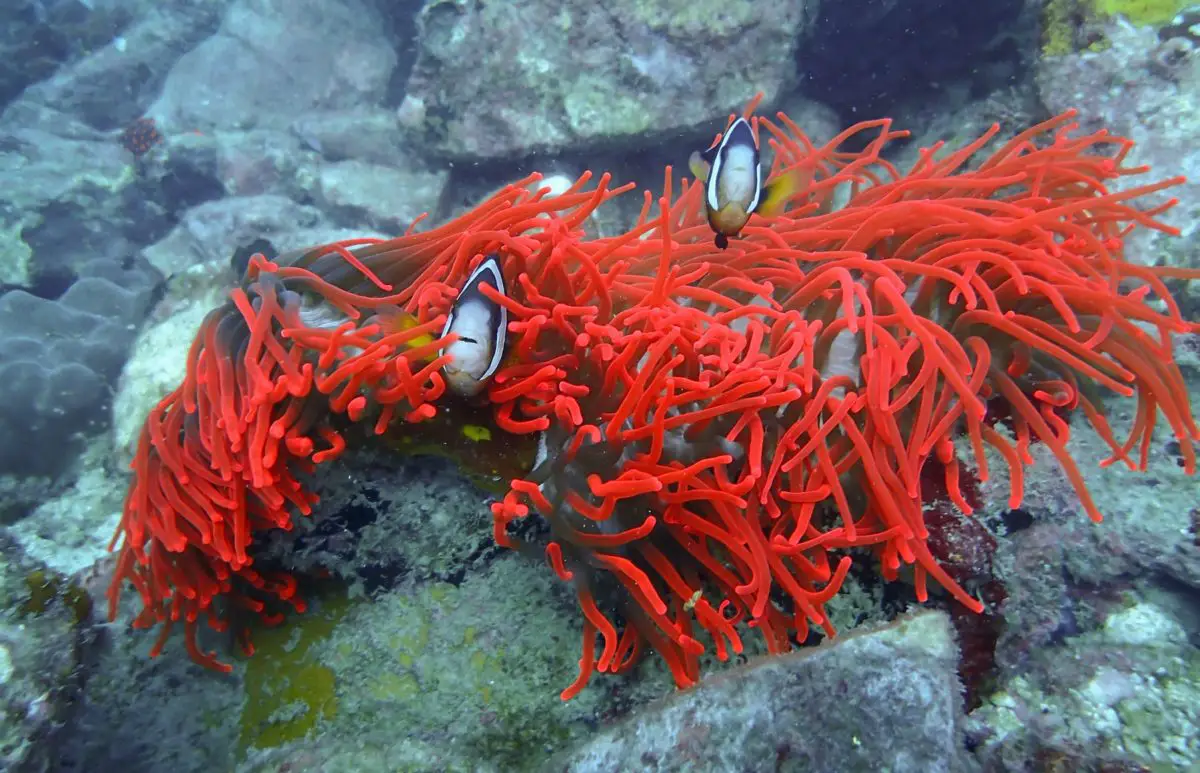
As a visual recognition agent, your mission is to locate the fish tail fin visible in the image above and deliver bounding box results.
[375,306,437,350]
[757,169,803,217]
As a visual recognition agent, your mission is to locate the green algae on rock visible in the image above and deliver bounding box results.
[238,590,353,755]
[238,557,616,771]
[0,533,91,772]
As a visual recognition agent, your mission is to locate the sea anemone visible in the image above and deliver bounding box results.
[107,175,628,668]
[108,100,1199,700]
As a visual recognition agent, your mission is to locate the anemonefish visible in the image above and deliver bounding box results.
[440,255,508,397]
[689,116,797,249]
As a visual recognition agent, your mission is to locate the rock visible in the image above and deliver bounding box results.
[140,195,325,277]
[1036,20,1200,270]
[547,611,969,773]
[316,159,449,233]
[5,439,127,577]
[290,108,406,165]
[160,127,318,200]
[17,4,228,130]
[0,532,92,773]
[0,120,135,287]
[55,533,244,773]
[150,0,398,133]
[985,378,1200,644]
[138,192,403,278]
[403,0,816,161]
[887,82,1045,175]
[84,553,612,772]
[0,92,231,290]
[969,595,1200,772]
[254,451,505,591]
[108,262,235,465]
[0,0,133,111]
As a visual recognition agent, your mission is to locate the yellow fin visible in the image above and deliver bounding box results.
[408,334,435,350]
[688,150,711,184]
[399,318,435,350]
[462,424,492,442]
[376,307,436,351]
[757,170,801,218]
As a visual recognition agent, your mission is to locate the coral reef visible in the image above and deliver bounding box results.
[1041,0,1194,56]
[106,99,1200,703]
[402,0,816,160]
[245,609,971,772]
[1092,0,1193,28]
[970,596,1200,770]
[0,255,161,481]
[0,0,135,111]
[1038,16,1200,273]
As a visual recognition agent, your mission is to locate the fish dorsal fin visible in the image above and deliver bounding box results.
[690,125,727,186]
[723,117,757,151]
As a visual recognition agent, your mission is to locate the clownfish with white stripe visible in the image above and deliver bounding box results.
[440,255,508,397]
[689,116,798,250]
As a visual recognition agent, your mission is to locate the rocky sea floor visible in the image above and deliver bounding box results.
[1,1,1199,771]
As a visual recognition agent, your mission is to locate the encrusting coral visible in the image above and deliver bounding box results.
[107,96,1200,699]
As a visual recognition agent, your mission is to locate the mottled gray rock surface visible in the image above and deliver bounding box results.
[1037,20,1200,271]
[970,597,1200,772]
[149,0,397,133]
[402,0,816,161]
[0,115,136,287]
[544,612,969,773]
[0,532,92,773]
[0,0,137,111]
[973,377,1200,670]
[17,3,227,130]
[140,195,326,276]
[316,158,448,233]
[289,107,407,166]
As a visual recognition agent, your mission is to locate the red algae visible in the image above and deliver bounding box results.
[108,104,1200,699]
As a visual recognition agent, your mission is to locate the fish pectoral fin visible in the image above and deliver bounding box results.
[756,170,801,218]
[688,150,711,183]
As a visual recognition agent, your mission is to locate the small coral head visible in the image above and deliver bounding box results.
[120,116,163,157]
